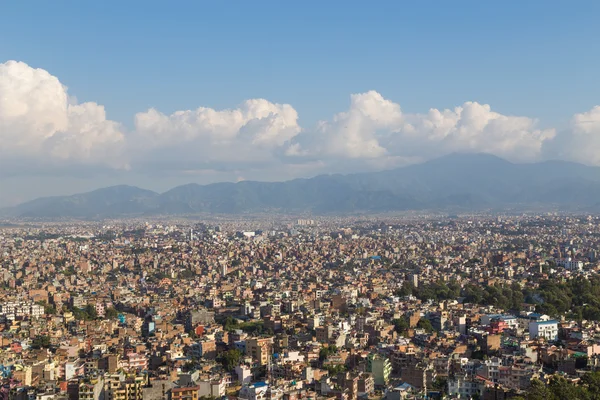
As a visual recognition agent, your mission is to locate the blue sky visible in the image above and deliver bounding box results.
[2,0,599,127]
[1,1,600,205]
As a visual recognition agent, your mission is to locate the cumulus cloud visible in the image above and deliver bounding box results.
[286,91,556,166]
[132,98,300,171]
[542,106,600,166]
[0,60,127,173]
[286,91,401,159]
[3,59,600,182]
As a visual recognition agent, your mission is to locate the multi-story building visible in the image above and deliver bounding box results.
[185,309,215,332]
[30,303,45,318]
[0,301,45,320]
[316,325,334,343]
[367,354,392,386]
[171,385,199,400]
[198,379,227,398]
[497,363,540,391]
[104,373,145,400]
[246,337,272,366]
[447,375,483,399]
[529,320,559,341]
[79,378,104,400]
[72,295,87,309]
[357,373,374,396]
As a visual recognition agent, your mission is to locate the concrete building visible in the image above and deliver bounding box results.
[246,337,272,366]
[367,354,392,386]
[529,320,559,341]
[171,385,199,400]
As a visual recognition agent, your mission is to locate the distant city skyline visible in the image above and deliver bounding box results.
[1,1,600,206]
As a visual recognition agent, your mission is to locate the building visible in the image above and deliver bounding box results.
[357,373,375,396]
[185,309,215,332]
[557,258,584,271]
[447,376,483,399]
[198,379,226,398]
[171,385,199,400]
[239,382,268,400]
[236,365,252,385]
[529,320,559,341]
[367,354,392,386]
[79,378,104,400]
[246,337,272,366]
[401,361,435,391]
[316,325,335,343]
[199,340,217,360]
[72,295,87,309]
[104,373,145,400]
[410,274,419,288]
[0,301,45,320]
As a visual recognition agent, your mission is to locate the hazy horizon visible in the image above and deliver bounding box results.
[2,1,600,206]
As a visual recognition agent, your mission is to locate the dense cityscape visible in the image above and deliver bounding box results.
[3,1,600,400]
[1,215,600,399]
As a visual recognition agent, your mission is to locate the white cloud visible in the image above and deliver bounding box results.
[131,98,300,171]
[287,91,401,159]
[541,106,600,166]
[0,60,127,172]
[393,101,556,163]
[287,91,556,166]
[4,60,600,184]
[134,99,299,148]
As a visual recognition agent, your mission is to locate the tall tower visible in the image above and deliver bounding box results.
[411,273,419,288]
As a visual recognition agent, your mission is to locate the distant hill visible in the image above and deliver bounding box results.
[5,185,159,218]
[4,153,600,218]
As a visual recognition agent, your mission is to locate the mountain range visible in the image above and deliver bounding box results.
[4,153,600,218]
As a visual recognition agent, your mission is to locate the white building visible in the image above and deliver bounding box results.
[0,301,45,320]
[557,258,584,271]
[447,375,483,399]
[518,312,550,330]
[30,304,45,319]
[529,320,559,341]
[239,382,268,400]
[235,365,252,385]
[198,378,226,398]
[481,357,502,383]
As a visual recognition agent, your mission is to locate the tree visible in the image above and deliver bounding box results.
[223,316,239,331]
[395,281,415,297]
[85,304,98,320]
[31,335,51,349]
[547,375,586,400]
[319,345,338,362]
[580,370,600,394]
[105,307,118,319]
[44,304,56,315]
[392,317,409,335]
[220,349,243,371]
[179,269,196,279]
[525,379,554,400]
[431,377,447,394]
[325,364,347,375]
[37,300,56,315]
[416,318,433,332]
[522,376,593,400]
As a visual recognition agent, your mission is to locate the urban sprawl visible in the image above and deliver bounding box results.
[2,215,600,399]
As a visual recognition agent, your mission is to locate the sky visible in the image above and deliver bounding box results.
[1,0,600,206]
